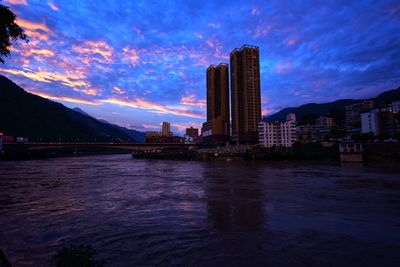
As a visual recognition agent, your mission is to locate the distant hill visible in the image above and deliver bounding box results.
[374,88,400,104]
[0,75,142,142]
[73,107,91,117]
[265,87,400,124]
[97,119,146,143]
[73,107,146,143]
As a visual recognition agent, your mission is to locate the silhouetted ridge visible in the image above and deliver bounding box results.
[0,74,140,142]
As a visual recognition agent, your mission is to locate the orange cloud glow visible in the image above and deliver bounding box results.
[180,95,206,108]
[4,0,27,5]
[16,18,53,43]
[102,98,204,119]
[142,124,160,129]
[172,122,202,132]
[16,18,52,33]
[0,68,88,89]
[112,86,124,95]
[72,41,114,63]
[30,48,55,57]
[122,47,140,66]
[31,92,100,105]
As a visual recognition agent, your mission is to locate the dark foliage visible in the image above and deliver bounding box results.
[329,128,347,139]
[0,75,136,142]
[374,88,400,105]
[265,99,357,123]
[351,132,376,142]
[51,244,104,267]
[298,113,318,125]
[0,248,11,267]
[265,87,400,124]
[0,4,28,63]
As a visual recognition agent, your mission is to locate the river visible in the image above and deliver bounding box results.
[0,155,400,266]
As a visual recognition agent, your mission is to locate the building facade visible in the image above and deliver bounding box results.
[145,131,160,143]
[361,109,380,135]
[361,107,399,137]
[345,100,374,134]
[185,127,199,138]
[230,44,261,144]
[258,113,297,148]
[315,116,334,142]
[161,122,171,136]
[145,131,182,143]
[201,63,230,144]
[297,124,317,143]
[392,101,400,114]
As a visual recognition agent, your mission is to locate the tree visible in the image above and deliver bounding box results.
[0,4,28,63]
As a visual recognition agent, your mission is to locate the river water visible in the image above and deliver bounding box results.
[0,155,399,266]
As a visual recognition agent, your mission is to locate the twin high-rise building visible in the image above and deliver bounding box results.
[202,44,261,144]
[230,45,262,144]
[202,63,230,144]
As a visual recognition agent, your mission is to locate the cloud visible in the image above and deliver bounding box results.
[48,1,59,11]
[31,92,100,105]
[275,61,293,74]
[251,7,260,16]
[16,18,53,42]
[122,47,140,66]
[112,86,124,95]
[72,41,114,63]
[208,23,220,29]
[171,122,202,132]
[101,98,204,119]
[180,95,206,108]
[0,68,90,90]
[4,0,27,5]
[141,124,160,130]
[16,18,52,33]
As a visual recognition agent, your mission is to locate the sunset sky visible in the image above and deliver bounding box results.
[1,0,399,134]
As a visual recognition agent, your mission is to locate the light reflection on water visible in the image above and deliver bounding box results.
[0,155,400,266]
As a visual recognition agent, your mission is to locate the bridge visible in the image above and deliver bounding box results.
[3,142,199,152]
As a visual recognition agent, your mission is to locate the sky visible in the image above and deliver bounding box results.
[1,0,400,134]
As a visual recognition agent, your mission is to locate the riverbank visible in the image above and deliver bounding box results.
[132,142,400,162]
[132,143,340,161]
[2,142,399,162]
[0,144,131,160]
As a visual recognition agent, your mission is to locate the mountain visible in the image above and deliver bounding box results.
[374,88,400,105]
[265,87,400,124]
[73,107,91,117]
[0,75,137,142]
[74,108,146,143]
[97,119,146,143]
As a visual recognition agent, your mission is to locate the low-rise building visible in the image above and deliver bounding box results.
[184,127,199,143]
[145,131,182,143]
[258,113,297,148]
[315,116,334,142]
[185,127,199,139]
[145,131,160,143]
[361,108,399,136]
[392,101,400,114]
[297,124,317,143]
[361,109,380,135]
[345,100,374,134]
